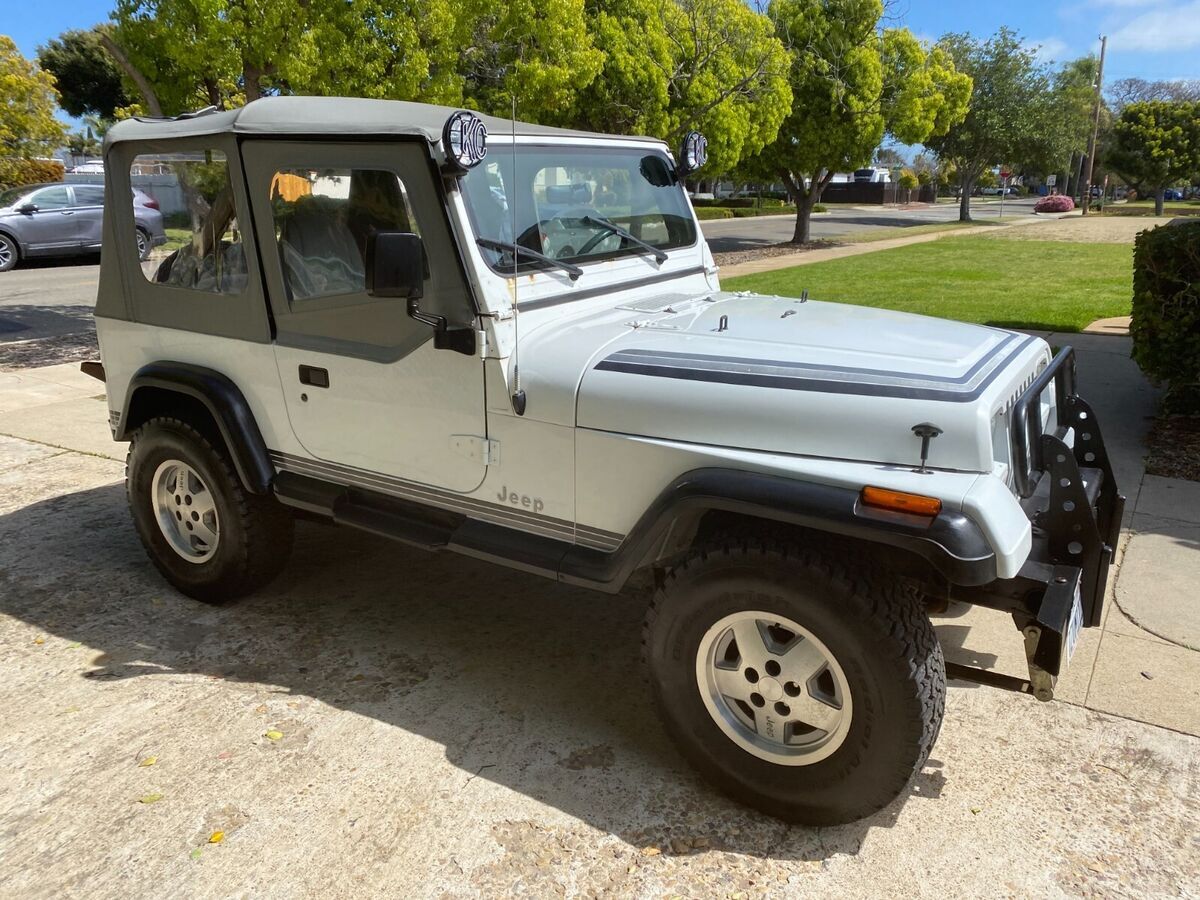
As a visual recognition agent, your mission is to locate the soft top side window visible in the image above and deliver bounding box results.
[267,167,421,303]
[130,150,248,294]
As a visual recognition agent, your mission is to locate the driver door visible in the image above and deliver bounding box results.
[20,185,80,254]
[242,140,487,493]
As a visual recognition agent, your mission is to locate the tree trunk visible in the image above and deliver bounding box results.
[1155,188,1165,217]
[97,32,163,117]
[959,177,974,222]
[244,63,263,103]
[783,171,827,244]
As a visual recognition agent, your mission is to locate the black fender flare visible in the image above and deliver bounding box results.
[116,362,274,494]
[559,468,998,592]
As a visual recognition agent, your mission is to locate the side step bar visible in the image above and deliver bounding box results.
[273,471,457,551]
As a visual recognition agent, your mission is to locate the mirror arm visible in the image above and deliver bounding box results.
[407,298,476,356]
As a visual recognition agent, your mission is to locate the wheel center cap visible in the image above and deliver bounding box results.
[759,677,783,702]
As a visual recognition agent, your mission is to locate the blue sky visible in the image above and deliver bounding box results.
[6,0,1199,112]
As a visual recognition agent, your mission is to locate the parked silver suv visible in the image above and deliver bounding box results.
[0,182,166,272]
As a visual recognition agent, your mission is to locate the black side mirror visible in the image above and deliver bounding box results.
[366,231,425,298]
[365,230,475,355]
[15,203,38,215]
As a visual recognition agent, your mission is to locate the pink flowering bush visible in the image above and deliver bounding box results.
[1034,194,1075,213]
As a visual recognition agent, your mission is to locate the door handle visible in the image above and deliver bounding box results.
[60,211,75,216]
[298,365,330,388]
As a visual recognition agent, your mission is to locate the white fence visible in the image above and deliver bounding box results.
[64,172,189,218]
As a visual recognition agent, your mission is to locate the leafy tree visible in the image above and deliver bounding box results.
[1109,100,1200,215]
[748,0,970,243]
[897,167,918,200]
[575,0,791,174]
[37,29,132,119]
[0,35,67,159]
[924,29,1057,222]
[874,146,907,168]
[108,0,604,123]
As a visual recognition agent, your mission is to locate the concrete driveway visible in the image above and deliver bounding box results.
[1,342,1197,897]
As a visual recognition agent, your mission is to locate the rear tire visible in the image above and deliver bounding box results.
[0,233,18,272]
[126,417,293,602]
[135,227,151,261]
[644,540,945,825]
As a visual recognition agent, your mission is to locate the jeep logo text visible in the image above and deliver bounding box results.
[497,486,544,514]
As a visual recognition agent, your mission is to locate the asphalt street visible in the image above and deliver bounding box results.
[701,197,1040,253]
[0,199,1040,360]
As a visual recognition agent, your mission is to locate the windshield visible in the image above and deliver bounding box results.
[461,146,697,275]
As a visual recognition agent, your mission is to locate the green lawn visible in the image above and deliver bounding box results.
[162,227,191,251]
[723,235,1133,333]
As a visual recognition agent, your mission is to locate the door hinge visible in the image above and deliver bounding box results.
[450,434,500,465]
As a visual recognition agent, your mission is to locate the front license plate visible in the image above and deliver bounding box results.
[1064,584,1083,667]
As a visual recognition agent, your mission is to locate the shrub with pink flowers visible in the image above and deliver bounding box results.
[1034,194,1075,213]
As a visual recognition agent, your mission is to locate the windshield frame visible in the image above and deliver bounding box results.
[459,141,699,281]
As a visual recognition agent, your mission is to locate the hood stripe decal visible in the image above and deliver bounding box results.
[594,335,1039,403]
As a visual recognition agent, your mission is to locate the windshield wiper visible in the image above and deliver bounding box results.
[477,237,583,282]
[581,216,668,265]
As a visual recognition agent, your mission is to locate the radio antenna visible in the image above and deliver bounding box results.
[509,93,526,416]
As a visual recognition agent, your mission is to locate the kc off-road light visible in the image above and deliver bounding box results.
[677,131,708,175]
[861,486,943,517]
[442,110,488,172]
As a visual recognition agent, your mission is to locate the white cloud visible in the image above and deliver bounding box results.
[1110,0,1200,50]
[1027,36,1072,62]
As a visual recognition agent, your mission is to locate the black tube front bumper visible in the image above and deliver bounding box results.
[958,347,1124,699]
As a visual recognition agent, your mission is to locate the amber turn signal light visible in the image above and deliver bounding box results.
[861,486,942,517]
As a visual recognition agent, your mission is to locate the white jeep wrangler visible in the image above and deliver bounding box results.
[86,97,1122,825]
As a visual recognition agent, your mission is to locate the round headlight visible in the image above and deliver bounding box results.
[678,131,708,175]
[442,110,488,172]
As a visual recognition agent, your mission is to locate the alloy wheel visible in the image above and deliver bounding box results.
[696,611,853,765]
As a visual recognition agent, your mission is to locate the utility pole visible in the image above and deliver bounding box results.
[1081,35,1107,215]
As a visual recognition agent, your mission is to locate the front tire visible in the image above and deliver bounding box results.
[0,233,18,272]
[644,540,945,825]
[126,417,293,602]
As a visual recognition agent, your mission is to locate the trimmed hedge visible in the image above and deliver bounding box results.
[693,207,735,220]
[1131,221,1200,408]
[0,158,66,191]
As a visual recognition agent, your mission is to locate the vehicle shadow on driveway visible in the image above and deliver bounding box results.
[0,482,951,857]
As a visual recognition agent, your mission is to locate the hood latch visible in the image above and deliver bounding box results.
[912,423,943,474]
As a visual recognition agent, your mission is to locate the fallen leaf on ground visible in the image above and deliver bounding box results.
[217,751,233,760]
[970,806,982,815]
[641,847,661,857]
[190,849,202,860]
[264,730,283,741]
[208,831,224,844]
[254,704,267,714]
[67,642,81,649]
[138,756,157,767]
[138,793,164,804]
[33,637,45,645]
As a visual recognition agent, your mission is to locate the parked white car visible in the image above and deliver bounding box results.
[86,97,1122,825]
